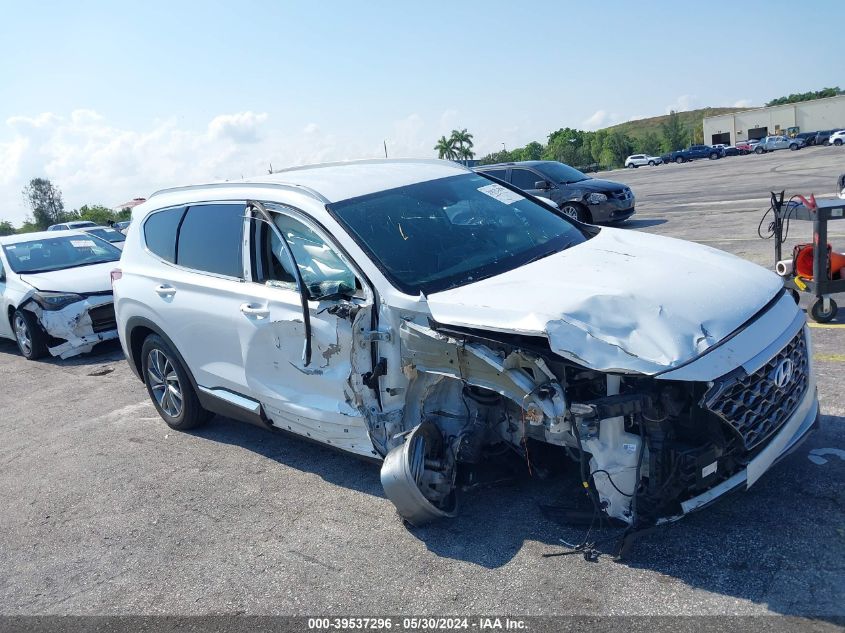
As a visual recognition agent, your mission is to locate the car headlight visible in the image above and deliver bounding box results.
[31,291,84,311]
[587,193,608,204]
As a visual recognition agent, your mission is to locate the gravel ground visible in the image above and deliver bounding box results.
[0,147,843,621]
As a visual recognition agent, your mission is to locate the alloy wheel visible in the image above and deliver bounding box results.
[13,314,32,356]
[560,205,580,221]
[147,348,183,418]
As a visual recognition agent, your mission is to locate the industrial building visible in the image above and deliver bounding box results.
[703,94,845,145]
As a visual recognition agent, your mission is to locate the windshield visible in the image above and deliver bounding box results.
[329,173,589,295]
[85,227,126,243]
[534,162,590,184]
[2,235,121,274]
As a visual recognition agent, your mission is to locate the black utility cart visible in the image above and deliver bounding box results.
[771,192,845,323]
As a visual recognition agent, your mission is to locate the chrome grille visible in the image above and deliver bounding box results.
[702,328,809,451]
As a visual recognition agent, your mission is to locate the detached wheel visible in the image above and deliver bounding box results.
[560,203,589,223]
[141,334,210,430]
[810,298,838,323]
[12,309,47,360]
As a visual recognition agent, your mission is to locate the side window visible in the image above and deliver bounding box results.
[177,203,244,277]
[510,169,540,190]
[481,169,508,181]
[253,212,357,299]
[144,207,185,263]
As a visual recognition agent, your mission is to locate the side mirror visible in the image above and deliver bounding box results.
[534,180,551,190]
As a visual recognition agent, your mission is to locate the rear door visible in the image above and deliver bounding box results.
[510,168,545,196]
[236,204,378,457]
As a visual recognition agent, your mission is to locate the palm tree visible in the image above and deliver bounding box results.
[434,136,457,160]
[450,128,474,165]
[458,145,475,163]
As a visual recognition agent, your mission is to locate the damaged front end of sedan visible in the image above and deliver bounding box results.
[376,291,819,531]
[18,291,118,359]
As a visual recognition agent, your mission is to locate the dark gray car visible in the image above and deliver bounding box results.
[474,161,635,223]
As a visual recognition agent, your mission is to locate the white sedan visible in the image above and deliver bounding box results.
[0,230,121,359]
[625,154,663,168]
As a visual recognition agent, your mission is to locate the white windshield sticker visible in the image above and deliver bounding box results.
[477,183,524,205]
[70,240,96,248]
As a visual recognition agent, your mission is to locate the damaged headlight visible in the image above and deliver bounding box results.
[587,193,608,204]
[32,292,84,311]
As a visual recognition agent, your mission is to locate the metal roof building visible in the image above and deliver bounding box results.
[703,94,845,145]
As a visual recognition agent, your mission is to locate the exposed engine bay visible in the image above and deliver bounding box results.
[378,315,813,529]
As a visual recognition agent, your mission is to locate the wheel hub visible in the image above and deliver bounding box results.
[147,349,184,417]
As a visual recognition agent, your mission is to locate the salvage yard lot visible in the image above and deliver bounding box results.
[1,149,843,619]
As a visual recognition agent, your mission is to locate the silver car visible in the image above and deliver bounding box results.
[755,135,805,153]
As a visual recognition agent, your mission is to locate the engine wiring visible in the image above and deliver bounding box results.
[758,191,803,243]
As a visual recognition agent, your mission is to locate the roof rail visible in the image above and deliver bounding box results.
[147,181,330,204]
[270,157,470,174]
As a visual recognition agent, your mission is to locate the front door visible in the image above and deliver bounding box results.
[238,204,378,457]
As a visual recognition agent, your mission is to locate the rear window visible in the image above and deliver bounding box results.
[176,204,244,277]
[144,207,185,263]
[85,227,125,243]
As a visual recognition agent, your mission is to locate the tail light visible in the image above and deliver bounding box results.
[110,268,122,287]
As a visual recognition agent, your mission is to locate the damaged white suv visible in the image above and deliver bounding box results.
[113,159,818,529]
[1,230,121,359]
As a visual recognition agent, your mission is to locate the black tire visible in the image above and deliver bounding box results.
[810,298,838,323]
[709,152,719,159]
[755,147,764,155]
[560,203,590,223]
[627,163,636,169]
[141,334,211,430]
[835,139,843,146]
[12,309,47,360]
[789,143,799,151]
[675,156,684,164]
[648,160,655,166]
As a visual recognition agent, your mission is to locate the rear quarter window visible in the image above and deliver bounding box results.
[144,207,186,263]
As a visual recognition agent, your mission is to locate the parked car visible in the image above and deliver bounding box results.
[721,146,741,157]
[666,145,722,163]
[113,159,818,530]
[0,230,121,359]
[814,130,836,146]
[735,141,753,155]
[793,132,818,146]
[47,220,98,231]
[114,220,132,233]
[755,136,805,153]
[828,130,845,146]
[624,154,663,168]
[474,161,635,223]
[82,226,127,250]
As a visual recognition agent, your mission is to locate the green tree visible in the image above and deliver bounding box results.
[604,130,633,167]
[514,141,543,161]
[638,131,662,155]
[766,87,842,107]
[434,135,457,160]
[17,221,40,234]
[73,204,118,225]
[449,128,474,164]
[23,178,67,230]
[660,111,688,152]
[0,220,14,236]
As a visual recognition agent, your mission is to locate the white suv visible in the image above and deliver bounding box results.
[624,154,662,168]
[113,159,818,528]
[829,130,845,146]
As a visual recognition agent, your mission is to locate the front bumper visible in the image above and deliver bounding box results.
[590,198,636,223]
[25,294,118,359]
[661,336,820,522]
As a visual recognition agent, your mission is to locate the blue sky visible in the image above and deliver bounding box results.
[1,0,843,222]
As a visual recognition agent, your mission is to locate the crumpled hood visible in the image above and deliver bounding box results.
[425,228,783,374]
[19,262,115,294]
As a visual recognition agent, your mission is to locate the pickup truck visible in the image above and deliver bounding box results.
[662,145,723,164]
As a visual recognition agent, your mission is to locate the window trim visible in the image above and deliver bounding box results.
[141,201,247,282]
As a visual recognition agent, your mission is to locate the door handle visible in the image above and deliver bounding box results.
[154,284,176,297]
[240,303,270,319]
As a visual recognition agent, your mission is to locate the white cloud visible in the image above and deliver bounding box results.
[0,109,461,224]
[582,109,610,130]
[666,95,697,113]
[208,111,268,143]
[733,99,753,108]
